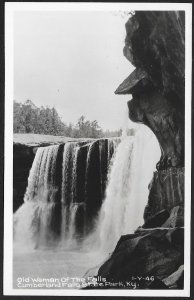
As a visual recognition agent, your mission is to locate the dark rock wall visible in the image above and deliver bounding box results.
[13,144,36,212]
[127,90,184,170]
[117,11,185,170]
[119,11,185,218]
[144,167,184,222]
[13,142,58,212]
[98,228,184,289]
[124,11,185,100]
[97,11,185,290]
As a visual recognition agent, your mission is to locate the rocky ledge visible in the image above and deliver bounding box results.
[97,207,184,289]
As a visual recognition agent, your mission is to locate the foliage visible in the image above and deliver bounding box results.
[13,100,135,138]
[14,100,66,136]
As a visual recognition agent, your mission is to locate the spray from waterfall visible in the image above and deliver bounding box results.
[87,124,161,254]
[13,118,160,254]
[14,139,118,251]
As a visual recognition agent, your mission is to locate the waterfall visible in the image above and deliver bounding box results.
[14,145,62,249]
[60,142,79,246]
[14,139,118,250]
[90,125,161,254]
[14,127,160,254]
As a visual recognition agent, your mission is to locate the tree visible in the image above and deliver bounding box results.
[13,100,135,138]
[75,116,103,138]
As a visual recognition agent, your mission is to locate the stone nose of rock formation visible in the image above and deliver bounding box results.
[114,68,148,95]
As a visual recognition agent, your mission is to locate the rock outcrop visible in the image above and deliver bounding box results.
[96,11,185,290]
[98,227,184,289]
[115,11,185,171]
[144,167,184,223]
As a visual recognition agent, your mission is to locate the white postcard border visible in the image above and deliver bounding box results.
[4,2,192,297]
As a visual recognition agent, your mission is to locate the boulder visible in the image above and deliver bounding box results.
[162,264,184,289]
[98,228,184,289]
[141,209,170,229]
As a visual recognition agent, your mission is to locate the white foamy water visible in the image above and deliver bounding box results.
[88,124,161,254]
[13,124,161,288]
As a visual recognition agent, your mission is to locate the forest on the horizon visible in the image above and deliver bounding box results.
[13,100,135,138]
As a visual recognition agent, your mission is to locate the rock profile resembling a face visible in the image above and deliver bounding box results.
[115,11,185,171]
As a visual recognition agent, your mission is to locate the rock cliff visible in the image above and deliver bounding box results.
[144,167,184,223]
[97,11,185,289]
[115,11,185,171]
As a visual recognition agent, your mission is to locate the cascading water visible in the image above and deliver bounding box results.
[88,125,161,254]
[14,126,160,254]
[13,125,161,286]
[14,139,118,250]
[60,142,80,246]
[14,145,62,249]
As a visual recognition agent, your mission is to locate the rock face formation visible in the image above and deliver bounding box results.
[116,11,185,171]
[97,11,185,289]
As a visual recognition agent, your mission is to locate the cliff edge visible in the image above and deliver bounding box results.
[97,11,185,289]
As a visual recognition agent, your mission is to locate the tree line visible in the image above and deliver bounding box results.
[13,100,135,138]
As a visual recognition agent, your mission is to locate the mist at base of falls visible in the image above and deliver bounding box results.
[83,124,161,255]
[13,123,161,287]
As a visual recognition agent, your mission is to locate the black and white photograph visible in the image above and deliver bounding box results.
[4,2,192,297]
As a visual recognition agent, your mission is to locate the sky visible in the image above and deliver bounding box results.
[14,11,135,131]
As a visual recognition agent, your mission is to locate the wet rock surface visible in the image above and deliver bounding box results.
[97,228,184,289]
[144,168,184,223]
[141,209,170,229]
